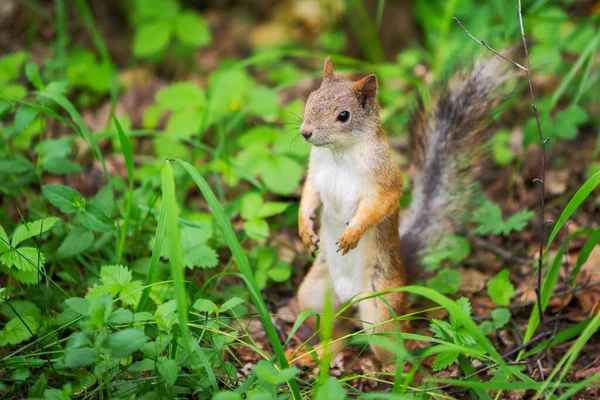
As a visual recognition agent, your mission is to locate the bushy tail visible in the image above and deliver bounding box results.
[399,56,512,279]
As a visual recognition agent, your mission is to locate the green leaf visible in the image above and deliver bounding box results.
[42,184,85,214]
[247,86,279,121]
[166,108,202,138]
[491,130,515,167]
[64,347,97,368]
[175,12,211,47]
[25,63,43,89]
[129,359,156,372]
[220,297,245,314]
[11,217,59,247]
[120,280,143,307]
[108,308,134,325]
[65,297,90,316]
[42,157,83,175]
[261,155,303,195]
[487,269,515,307]
[450,297,472,329]
[15,105,39,133]
[258,202,290,219]
[3,247,45,271]
[1,300,41,320]
[157,358,179,386]
[240,192,263,220]
[554,106,588,140]
[0,316,39,346]
[491,308,511,327]
[100,265,132,296]
[547,170,600,250]
[105,328,148,358]
[193,299,218,314]
[426,268,461,294]
[0,225,9,253]
[433,351,459,371]
[29,373,47,398]
[90,186,115,218]
[472,199,533,236]
[156,82,206,110]
[267,262,292,282]
[422,234,471,270]
[182,244,218,269]
[316,377,346,400]
[57,227,94,259]
[0,52,26,83]
[213,392,242,400]
[243,219,269,242]
[134,22,171,57]
[0,156,33,174]
[75,205,113,232]
[88,294,112,329]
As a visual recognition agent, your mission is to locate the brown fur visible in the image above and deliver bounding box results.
[296,58,406,364]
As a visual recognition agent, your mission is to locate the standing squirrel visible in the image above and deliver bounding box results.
[296,56,509,362]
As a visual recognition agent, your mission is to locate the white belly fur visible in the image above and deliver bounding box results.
[312,147,376,303]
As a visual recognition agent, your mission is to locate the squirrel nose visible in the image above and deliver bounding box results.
[300,122,313,139]
[301,129,312,139]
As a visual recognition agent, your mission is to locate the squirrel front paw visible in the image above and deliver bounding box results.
[299,213,319,256]
[336,228,361,255]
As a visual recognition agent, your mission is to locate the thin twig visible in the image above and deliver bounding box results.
[517,0,548,324]
[468,234,530,264]
[454,1,548,323]
[452,17,527,71]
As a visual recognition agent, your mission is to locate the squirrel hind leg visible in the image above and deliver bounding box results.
[359,275,408,363]
[294,254,353,365]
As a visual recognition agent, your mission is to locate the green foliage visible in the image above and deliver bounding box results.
[426,268,461,294]
[472,199,534,236]
[487,269,515,307]
[422,234,470,270]
[131,0,211,59]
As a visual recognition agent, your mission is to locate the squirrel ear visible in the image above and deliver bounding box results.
[352,74,378,106]
[323,56,334,80]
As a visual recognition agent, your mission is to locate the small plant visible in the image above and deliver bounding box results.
[130,0,211,60]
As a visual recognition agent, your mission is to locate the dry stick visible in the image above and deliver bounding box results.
[453,2,547,323]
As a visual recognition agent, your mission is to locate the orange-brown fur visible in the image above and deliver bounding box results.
[295,57,406,364]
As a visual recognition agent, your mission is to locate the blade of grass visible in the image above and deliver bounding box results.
[570,226,600,285]
[54,0,67,78]
[375,0,386,32]
[135,204,165,313]
[37,91,110,182]
[557,371,600,400]
[533,310,600,399]
[161,161,190,352]
[548,27,600,110]
[174,159,302,400]
[343,0,385,62]
[546,169,600,250]
[519,229,589,360]
[73,0,119,116]
[523,319,589,358]
[114,115,134,264]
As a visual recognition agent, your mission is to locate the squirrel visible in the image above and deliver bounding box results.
[295,56,510,363]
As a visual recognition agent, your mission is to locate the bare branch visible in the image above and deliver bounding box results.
[454,0,548,323]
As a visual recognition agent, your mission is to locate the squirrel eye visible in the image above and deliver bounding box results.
[337,111,350,122]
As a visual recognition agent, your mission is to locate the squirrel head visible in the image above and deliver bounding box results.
[300,57,381,148]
